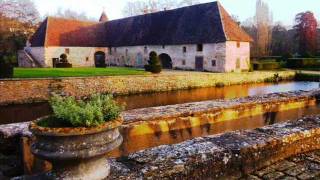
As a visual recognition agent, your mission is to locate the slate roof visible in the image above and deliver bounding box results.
[30,2,252,47]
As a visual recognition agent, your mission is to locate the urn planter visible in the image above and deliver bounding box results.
[29,116,123,180]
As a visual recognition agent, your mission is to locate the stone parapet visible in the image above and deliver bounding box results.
[0,71,295,105]
[109,115,320,179]
[0,89,319,178]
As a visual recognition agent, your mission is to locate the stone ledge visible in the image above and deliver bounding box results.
[123,89,320,123]
[1,89,319,139]
[0,71,295,105]
[109,115,320,179]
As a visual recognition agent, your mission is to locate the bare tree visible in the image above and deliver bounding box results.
[179,0,200,6]
[0,0,40,25]
[122,0,202,17]
[50,8,95,21]
[255,0,273,57]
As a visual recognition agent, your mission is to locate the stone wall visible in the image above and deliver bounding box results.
[0,89,319,178]
[226,41,250,72]
[45,47,108,67]
[107,43,229,72]
[110,115,320,179]
[0,71,295,105]
[22,42,250,72]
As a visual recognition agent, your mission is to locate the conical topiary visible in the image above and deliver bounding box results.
[144,51,162,73]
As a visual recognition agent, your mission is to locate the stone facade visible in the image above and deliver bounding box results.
[26,46,108,67]
[20,2,253,72]
[105,42,250,72]
[0,71,295,105]
[23,42,250,72]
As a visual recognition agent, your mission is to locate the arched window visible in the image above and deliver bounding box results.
[183,46,187,53]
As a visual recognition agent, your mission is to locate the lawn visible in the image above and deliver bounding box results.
[14,67,148,78]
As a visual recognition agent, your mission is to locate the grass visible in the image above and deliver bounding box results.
[14,67,148,78]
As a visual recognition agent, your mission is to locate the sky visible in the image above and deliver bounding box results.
[33,0,320,26]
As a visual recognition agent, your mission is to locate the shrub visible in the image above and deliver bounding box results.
[56,54,72,68]
[0,55,15,78]
[38,94,123,128]
[286,58,320,69]
[282,52,293,61]
[144,52,162,74]
[60,54,68,63]
[251,60,282,70]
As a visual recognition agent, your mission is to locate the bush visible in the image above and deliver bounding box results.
[286,58,320,69]
[144,52,162,74]
[56,54,72,68]
[38,94,123,128]
[0,61,13,78]
[282,52,293,61]
[252,60,282,70]
[0,55,15,78]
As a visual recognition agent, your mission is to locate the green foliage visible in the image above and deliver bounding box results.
[295,73,320,82]
[0,59,14,78]
[286,58,320,69]
[282,52,293,61]
[41,94,123,128]
[60,54,68,63]
[144,52,162,74]
[252,60,283,70]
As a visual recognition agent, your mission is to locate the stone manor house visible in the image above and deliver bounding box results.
[19,1,252,72]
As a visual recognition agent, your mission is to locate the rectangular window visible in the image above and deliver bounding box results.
[162,45,165,49]
[86,57,89,61]
[109,47,112,55]
[182,60,186,65]
[197,44,203,52]
[65,48,70,54]
[211,60,216,67]
[183,46,187,53]
[144,46,148,54]
[237,42,241,48]
[125,49,128,56]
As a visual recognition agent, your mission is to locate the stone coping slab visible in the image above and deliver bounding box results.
[1,89,320,139]
[123,89,320,123]
[109,115,320,179]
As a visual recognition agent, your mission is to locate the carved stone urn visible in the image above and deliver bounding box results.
[29,117,123,180]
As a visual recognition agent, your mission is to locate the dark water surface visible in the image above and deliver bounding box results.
[108,103,320,157]
[0,81,319,125]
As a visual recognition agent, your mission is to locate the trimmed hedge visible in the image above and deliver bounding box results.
[252,60,283,70]
[295,73,320,82]
[286,58,320,69]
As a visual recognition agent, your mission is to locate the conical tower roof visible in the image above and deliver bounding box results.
[99,11,108,22]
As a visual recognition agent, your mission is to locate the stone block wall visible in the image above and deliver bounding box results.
[106,43,228,72]
[0,71,295,105]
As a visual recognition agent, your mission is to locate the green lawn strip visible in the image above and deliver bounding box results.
[14,67,147,78]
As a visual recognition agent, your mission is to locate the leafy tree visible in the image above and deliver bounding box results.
[144,51,162,73]
[294,11,318,57]
[271,23,291,56]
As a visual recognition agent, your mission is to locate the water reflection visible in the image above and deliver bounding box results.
[108,104,320,157]
[0,81,319,125]
[117,81,320,110]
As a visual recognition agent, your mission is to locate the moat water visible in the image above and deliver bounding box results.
[109,103,320,157]
[0,81,319,125]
